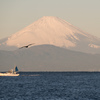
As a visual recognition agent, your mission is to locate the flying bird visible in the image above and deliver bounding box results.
[19,43,35,49]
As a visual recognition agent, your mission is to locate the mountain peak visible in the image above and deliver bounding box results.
[41,16,59,19]
[40,16,62,21]
[35,16,72,27]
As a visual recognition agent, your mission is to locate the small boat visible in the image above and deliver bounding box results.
[0,66,19,76]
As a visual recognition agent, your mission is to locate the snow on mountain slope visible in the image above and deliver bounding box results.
[1,16,100,53]
[6,16,78,47]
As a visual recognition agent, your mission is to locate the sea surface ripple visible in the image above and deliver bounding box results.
[0,72,100,100]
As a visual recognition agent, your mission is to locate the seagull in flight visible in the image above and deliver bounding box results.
[19,43,35,49]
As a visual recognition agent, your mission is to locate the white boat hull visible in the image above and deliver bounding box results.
[0,73,19,76]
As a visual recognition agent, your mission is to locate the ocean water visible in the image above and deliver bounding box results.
[0,72,100,100]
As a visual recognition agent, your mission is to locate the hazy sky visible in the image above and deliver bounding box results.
[0,0,100,39]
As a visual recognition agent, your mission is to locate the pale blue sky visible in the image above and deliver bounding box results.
[0,0,100,39]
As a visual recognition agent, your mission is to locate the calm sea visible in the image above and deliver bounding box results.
[0,72,100,100]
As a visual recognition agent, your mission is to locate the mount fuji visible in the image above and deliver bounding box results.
[0,16,100,71]
[0,16,100,54]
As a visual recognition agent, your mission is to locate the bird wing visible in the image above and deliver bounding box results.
[27,43,35,46]
[19,43,35,49]
[19,46,25,49]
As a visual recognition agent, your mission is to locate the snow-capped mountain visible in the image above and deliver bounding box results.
[0,16,100,53]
